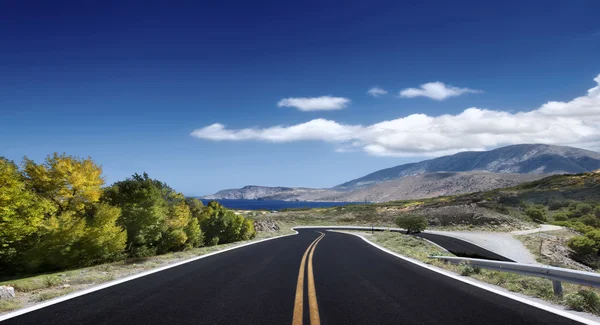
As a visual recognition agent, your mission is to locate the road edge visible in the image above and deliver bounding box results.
[334,230,600,325]
[0,230,299,322]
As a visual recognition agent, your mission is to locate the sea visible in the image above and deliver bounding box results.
[199,199,359,211]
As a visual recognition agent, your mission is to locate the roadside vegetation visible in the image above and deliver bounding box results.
[361,231,600,315]
[0,227,291,315]
[0,153,256,277]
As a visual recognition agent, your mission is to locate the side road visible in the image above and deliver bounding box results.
[423,225,563,264]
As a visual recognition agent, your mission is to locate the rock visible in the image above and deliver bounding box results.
[60,284,71,289]
[0,286,15,300]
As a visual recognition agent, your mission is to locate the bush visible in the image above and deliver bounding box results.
[395,214,428,234]
[594,206,600,218]
[552,212,568,222]
[567,236,597,256]
[459,262,482,276]
[209,237,220,246]
[524,205,547,223]
[578,203,594,215]
[564,289,600,313]
[579,214,600,228]
[548,200,569,211]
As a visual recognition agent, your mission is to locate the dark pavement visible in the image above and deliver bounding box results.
[416,232,515,261]
[2,229,582,325]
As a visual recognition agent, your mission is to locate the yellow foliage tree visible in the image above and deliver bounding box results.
[23,153,104,213]
[0,158,55,268]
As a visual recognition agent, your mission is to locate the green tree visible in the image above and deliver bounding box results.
[0,158,55,269]
[240,218,256,240]
[185,198,204,220]
[395,214,428,234]
[102,173,169,256]
[23,153,104,214]
[524,205,547,223]
[24,211,87,271]
[199,201,254,245]
[158,196,203,252]
[79,203,127,265]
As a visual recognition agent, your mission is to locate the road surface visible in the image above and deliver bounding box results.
[2,229,583,325]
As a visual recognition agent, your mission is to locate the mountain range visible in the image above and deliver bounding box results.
[202,144,600,203]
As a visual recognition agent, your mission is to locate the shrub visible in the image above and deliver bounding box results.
[552,212,568,222]
[579,214,600,228]
[578,203,594,215]
[209,237,220,246]
[585,230,600,248]
[524,205,547,223]
[567,236,597,256]
[548,200,569,211]
[459,262,481,276]
[594,206,600,218]
[395,214,428,234]
[564,289,600,313]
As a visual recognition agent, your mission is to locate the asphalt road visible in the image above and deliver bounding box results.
[2,229,583,325]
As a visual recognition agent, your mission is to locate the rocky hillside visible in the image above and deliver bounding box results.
[202,185,338,200]
[335,144,600,191]
[323,172,545,203]
[203,144,600,202]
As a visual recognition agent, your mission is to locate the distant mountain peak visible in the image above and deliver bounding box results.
[334,144,600,191]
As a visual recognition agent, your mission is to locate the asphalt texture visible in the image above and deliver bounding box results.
[2,229,583,325]
[415,232,515,261]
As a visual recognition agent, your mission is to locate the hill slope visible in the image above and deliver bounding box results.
[324,172,545,203]
[202,185,339,200]
[335,144,600,191]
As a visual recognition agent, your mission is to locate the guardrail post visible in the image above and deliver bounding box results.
[552,280,563,297]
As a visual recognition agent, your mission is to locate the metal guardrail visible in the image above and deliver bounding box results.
[430,256,600,296]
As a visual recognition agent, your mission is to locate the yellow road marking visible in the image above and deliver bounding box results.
[292,232,325,325]
[307,233,324,325]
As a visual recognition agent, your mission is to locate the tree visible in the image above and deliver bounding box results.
[79,203,127,265]
[24,211,87,271]
[524,205,547,223]
[199,201,255,245]
[0,158,54,269]
[102,173,169,256]
[23,203,127,272]
[240,218,256,240]
[185,198,204,220]
[395,214,428,234]
[23,153,104,214]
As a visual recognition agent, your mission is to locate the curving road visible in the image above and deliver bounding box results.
[1,229,585,325]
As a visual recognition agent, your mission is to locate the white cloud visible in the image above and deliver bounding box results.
[277,96,350,111]
[192,74,600,157]
[367,87,388,97]
[399,81,482,100]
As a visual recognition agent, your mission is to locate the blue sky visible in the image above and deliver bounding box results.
[1,0,600,195]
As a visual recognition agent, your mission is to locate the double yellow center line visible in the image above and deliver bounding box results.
[292,232,325,325]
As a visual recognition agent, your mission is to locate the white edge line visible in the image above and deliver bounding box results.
[4,225,595,324]
[333,229,600,325]
[0,230,299,322]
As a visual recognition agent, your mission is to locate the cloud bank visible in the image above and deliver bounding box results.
[399,81,482,100]
[367,87,388,97]
[192,75,600,157]
[277,96,350,111]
